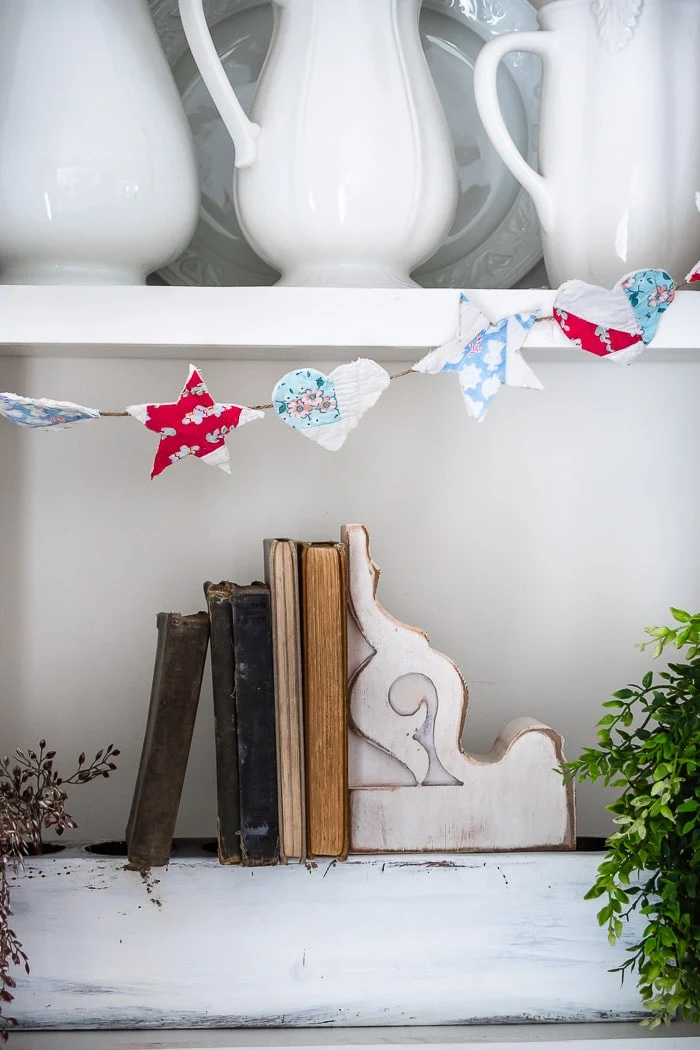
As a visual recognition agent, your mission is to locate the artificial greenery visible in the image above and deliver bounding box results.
[0,741,120,1039]
[563,609,700,1026]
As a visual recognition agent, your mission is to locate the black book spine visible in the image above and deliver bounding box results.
[232,584,280,865]
[204,582,241,864]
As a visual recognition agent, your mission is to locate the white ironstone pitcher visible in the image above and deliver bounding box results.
[178,0,457,287]
[474,0,700,288]
[0,0,199,285]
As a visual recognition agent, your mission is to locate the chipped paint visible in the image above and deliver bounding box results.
[9,845,647,1029]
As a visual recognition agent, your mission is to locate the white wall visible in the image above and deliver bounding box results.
[1,355,698,842]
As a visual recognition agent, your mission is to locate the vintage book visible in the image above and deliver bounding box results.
[300,542,349,859]
[264,541,304,860]
[231,583,280,865]
[126,611,210,868]
[264,539,306,862]
[204,581,240,864]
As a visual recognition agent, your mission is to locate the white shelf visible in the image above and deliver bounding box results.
[11,850,646,1029]
[7,1025,700,1050]
[0,286,698,361]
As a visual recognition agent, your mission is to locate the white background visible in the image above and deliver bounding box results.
[1,355,697,841]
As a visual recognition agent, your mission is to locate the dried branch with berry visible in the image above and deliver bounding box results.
[0,742,120,1039]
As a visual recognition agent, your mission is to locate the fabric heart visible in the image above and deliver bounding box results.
[272,359,390,451]
[622,269,675,342]
[553,269,674,363]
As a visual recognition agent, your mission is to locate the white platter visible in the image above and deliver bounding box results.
[150,0,542,289]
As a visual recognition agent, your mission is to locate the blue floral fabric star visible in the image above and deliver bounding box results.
[413,295,541,421]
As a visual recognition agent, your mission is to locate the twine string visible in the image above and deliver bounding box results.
[97,365,419,417]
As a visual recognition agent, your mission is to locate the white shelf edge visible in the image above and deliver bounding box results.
[7,1026,700,1050]
[0,287,698,361]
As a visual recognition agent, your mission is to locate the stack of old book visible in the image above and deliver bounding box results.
[126,539,349,868]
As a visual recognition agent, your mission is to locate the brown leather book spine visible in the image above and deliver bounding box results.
[204,582,241,864]
[126,611,210,868]
[301,543,349,859]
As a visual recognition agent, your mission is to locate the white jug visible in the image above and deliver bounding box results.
[0,0,199,285]
[178,0,458,287]
[474,0,700,288]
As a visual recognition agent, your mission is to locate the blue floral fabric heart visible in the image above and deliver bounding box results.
[272,369,342,430]
[619,269,674,344]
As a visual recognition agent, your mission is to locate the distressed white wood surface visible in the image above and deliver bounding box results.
[345,524,574,851]
[8,1026,700,1050]
[0,286,697,360]
[10,847,646,1030]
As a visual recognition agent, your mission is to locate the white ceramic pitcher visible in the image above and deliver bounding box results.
[178,0,457,287]
[474,0,700,288]
[0,0,199,285]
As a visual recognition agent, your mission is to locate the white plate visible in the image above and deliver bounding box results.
[151,0,542,288]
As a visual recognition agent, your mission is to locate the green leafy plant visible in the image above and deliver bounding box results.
[0,741,120,1040]
[563,609,700,1027]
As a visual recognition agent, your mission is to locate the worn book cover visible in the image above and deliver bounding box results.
[204,581,241,864]
[126,611,210,868]
[264,539,306,862]
[301,542,349,859]
[232,583,280,865]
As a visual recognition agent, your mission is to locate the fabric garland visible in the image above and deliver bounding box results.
[0,265,695,477]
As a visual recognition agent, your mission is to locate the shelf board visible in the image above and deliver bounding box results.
[11,850,647,1028]
[0,286,698,361]
[8,1025,700,1050]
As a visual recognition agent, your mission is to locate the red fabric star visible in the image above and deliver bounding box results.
[126,365,263,478]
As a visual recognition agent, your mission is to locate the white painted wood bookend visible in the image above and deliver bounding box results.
[344,524,575,852]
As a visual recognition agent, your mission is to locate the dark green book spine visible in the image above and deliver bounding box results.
[232,584,280,866]
[126,611,210,868]
[204,582,241,864]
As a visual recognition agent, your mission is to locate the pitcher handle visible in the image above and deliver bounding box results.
[178,0,261,168]
[474,32,556,231]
